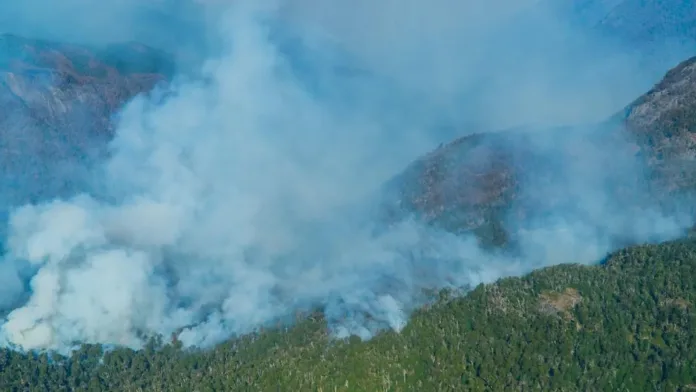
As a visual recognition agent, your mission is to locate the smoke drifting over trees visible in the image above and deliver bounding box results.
[0,0,693,352]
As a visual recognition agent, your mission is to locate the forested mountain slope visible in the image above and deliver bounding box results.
[3,27,696,392]
[1,237,696,391]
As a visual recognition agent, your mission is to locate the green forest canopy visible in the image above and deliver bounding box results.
[2,238,696,391]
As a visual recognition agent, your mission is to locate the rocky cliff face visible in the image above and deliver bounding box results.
[0,34,172,206]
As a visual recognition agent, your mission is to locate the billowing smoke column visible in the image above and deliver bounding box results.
[0,0,693,353]
[0,2,467,351]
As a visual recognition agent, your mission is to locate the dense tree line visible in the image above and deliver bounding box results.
[3,239,696,391]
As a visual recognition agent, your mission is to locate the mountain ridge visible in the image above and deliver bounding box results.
[0,14,696,389]
[389,52,696,252]
[0,34,173,207]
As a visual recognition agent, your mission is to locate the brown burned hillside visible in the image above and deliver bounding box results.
[390,55,696,249]
[0,34,173,204]
[624,56,696,193]
[0,34,173,150]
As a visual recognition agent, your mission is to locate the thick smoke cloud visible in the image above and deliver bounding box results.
[279,0,695,132]
[0,0,200,44]
[0,0,693,352]
[0,0,212,67]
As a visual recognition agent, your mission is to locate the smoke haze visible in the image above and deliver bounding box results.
[0,0,693,352]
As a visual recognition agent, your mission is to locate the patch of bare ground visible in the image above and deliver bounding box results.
[538,288,582,320]
[660,297,691,310]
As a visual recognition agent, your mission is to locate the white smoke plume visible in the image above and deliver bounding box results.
[0,0,692,353]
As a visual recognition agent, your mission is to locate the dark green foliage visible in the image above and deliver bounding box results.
[3,239,696,390]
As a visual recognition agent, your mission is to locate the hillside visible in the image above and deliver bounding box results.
[387,54,696,250]
[1,238,696,391]
[0,34,172,206]
[2,31,696,391]
[532,0,696,46]
[0,33,173,142]
[596,0,696,46]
